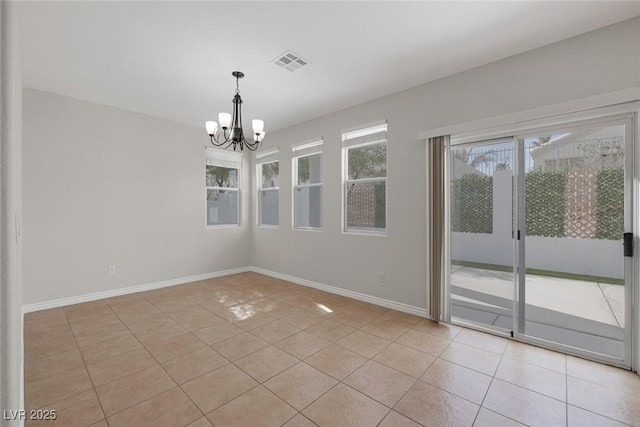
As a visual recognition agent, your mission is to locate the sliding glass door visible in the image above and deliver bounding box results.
[516,119,632,363]
[449,115,634,366]
[449,138,515,333]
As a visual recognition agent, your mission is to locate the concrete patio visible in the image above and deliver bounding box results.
[451,266,625,359]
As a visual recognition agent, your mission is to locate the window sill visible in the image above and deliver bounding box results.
[342,228,386,237]
[293,227,323,232]
[206,224,241,229]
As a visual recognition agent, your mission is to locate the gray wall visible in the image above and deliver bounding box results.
[1,1,24,424]
[251,16,640,309]
[22,89,252,305]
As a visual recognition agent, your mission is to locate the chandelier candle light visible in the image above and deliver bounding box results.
[205,71,265,151]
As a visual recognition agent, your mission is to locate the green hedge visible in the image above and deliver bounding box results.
[596,168,624,240]
[525,170,565,238]
[451,168,623,240]
[451,174,493,233]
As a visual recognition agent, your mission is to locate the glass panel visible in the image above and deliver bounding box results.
[207,189,238,225]
[347,142,386,180]
[206,166,238,188]
[260,162,279,188]
[522,124,625,359]
[346,181,385,230]
[258,189,279,226]
[295,186,322,228]
[450,139,514,331]
[297,154,322,185]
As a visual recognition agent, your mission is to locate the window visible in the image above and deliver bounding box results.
[256,149,279,226]
[342,123,387,233]
[205,148,242,226]
[292,140,323,229]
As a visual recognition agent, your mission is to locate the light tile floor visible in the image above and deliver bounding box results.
[23,272,640,426]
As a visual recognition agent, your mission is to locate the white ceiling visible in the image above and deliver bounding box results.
[21,1,640,133]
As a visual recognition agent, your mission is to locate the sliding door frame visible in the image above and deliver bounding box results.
[446,136,516,338]
[447,103,639,371]
[513,115,633,368]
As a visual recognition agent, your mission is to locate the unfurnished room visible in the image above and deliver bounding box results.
[2,1,640,426]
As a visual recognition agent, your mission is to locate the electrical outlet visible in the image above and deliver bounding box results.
[378,272,385,283]
[108,266,116,275]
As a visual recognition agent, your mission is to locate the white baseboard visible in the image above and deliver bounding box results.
[22,267,250,313]
[249,266,429,318]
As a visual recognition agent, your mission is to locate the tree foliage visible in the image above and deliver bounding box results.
[261,162,279,187]
[452,147,496,169]
[348,143,386,180]
[206,166,236,188]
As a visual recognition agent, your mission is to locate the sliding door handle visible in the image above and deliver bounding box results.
[623,232,633,257]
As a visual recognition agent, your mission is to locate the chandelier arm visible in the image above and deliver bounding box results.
[211,131,260,151]
[209,132,234,149]
[241,136,259,151]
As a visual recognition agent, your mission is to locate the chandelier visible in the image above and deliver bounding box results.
[205,71,265,151]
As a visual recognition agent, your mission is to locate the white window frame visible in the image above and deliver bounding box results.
[292,139,323,230]
[205,148,242,228]
[342,122,388,235]
[256,148,280,228]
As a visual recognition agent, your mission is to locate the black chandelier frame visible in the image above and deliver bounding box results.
[207,71,263,151]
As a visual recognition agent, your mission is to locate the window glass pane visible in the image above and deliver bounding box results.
[346,181,386,230]
[347,142,386,180]
[206,166,238,188]
[295,186,322,228]
[297,154,322,185]
[258,189,279,226]
[207,189,238,225]
[261,162,279,188]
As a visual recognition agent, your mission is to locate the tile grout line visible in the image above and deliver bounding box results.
[291,316,425,425]
[102,298,208,424]
[26,274,636,426]
[137,282,329,424]
[212,300,477,425]
[471,341,525,427]
[25,281,440,424]
[127,287,300,424]
[175,279,325,424]
[265,308,400,424]
[23,287,470,423]
[61,305,111,425]
[102,289,249,424]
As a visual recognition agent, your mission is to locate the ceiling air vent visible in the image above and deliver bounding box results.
[272,51,309,72]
